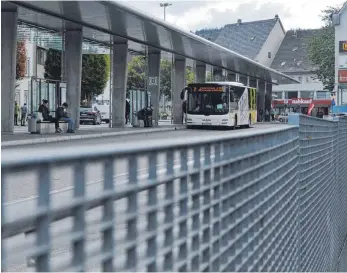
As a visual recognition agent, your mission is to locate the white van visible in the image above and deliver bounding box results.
[94,104,110,123]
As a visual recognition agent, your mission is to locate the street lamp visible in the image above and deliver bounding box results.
[160,3,172,21]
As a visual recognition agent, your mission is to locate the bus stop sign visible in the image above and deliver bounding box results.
[149,77,158,86]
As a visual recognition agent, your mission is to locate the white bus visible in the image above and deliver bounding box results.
[181,81,257,129]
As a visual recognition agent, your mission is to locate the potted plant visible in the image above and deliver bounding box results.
[160,112,169,120]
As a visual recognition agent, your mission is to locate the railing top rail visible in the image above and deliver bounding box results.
[2,126,296,168]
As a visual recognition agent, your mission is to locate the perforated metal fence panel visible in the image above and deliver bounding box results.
[2,115,347,272]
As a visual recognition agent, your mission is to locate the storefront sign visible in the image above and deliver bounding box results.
[339,41,347,53]
[273,99,331,106]
[338,55,347,69]
[292,98,312,104]
[338,70,347,83]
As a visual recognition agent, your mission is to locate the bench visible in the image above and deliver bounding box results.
[35,120,68,134]
[31,112,68,134]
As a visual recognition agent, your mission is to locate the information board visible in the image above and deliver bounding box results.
[339,41,347,53]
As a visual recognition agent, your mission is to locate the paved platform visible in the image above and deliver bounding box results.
[1,123,185,147]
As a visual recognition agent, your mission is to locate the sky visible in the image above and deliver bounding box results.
[123,0,344,32]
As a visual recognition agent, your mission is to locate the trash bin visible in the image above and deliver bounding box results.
[28,113,37,133]
[132,111,139,127]
[146,107,153,127]
[137,108,146,127]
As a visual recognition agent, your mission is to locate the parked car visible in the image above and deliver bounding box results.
[80,106,102,125]
[277,113,289,122]
[95,104,110,123]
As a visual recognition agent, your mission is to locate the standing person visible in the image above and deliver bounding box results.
[125,99,130,124]
[56,102,75,133]
[258,108,263,122]
[182,100,187,124]
[14,101,20,126]
[20,103,28,126]
[270,108,275,122]
[265,109,270,122]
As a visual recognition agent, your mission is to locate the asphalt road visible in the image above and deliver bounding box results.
[2,123,293,271]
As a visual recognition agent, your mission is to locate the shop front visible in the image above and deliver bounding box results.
[273,98,332,117]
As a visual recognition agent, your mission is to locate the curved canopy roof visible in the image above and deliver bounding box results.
[4,0,298,84]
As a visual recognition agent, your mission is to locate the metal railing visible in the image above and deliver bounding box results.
[1,115,347,272]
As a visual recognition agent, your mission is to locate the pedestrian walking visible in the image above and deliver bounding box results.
[258,108,263,122]
[14,101,20,126]
[270,108,275,122]
[125,99,130,124]
[265,109,270,122]
[20,103,27,126]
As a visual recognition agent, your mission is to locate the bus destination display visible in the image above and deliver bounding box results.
[193,86,224,92]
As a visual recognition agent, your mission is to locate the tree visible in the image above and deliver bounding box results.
[308,5,342,91]
[126,57,196,100]
[16,41,26,81]
[160,59,172,99]
[81,54,110,101]
[206,71,213,81]
[186,66,195,85]
[44,49,110,102]
[127,55,146,90]
[44,49,62,81]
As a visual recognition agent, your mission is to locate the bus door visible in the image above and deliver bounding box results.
[229,87,238,112]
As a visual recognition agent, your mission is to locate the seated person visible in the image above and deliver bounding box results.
[56,102,75,133]
[38,100,61,133]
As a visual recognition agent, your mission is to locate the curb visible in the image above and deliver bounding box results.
[2,126,186,148]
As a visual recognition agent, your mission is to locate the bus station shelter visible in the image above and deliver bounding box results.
[1,1,298,133]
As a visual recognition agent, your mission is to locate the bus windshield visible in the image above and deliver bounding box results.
[187,85,229,115]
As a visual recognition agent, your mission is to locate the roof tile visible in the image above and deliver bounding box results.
[196,18,278,59]
[270,29,320,72]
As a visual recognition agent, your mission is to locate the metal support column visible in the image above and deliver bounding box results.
[65,29,83,129]
[147,52,160,126]
[111,42,128,127]
[172,56,186,124]
[1,9,18,133]
[195,62,206,83]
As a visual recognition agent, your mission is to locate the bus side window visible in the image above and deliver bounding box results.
[229,88,238,110]
[229,89,235,102]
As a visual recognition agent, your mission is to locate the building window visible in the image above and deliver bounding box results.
[300,91,312,99]
[25,58,30,76]
[286,91,298,99]
[316,91,330,99]
[268,52,271,58]
[272,92,282,99]
[37,47,46,65]
[15,91,20,105]
[24,90,28,104]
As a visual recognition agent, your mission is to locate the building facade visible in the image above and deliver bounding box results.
[195,15,286,82]
[270,29,332,115]
[332,1,347,105]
